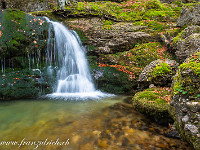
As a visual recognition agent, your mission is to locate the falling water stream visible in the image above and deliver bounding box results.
[44,17,112,100]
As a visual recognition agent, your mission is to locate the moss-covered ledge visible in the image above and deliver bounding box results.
[132,87,173,125]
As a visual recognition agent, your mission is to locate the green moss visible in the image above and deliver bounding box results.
[65,0,179,22]
[0,69,52,99]
[0,9,48,69]
[102,42,171,77]
[184,2,200,7]
[173,32,183,43]
[152,62,171,78]
[30,11,53,18]
[132,88,172,124]
[173,52,200,98]
[90,65,137,94]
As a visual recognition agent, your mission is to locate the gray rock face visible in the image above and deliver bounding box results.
[89,31,154,54]
[67,18,154,54]
[171,25,200,63]
[57,0,69,10]
[177,4,200,27]
[138,59,179,88]
[0,0,57,12]
[170,51,200,150]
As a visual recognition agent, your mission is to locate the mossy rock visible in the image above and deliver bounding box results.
[101,42,172,78]
[172,51,200,97]
[138,59,179,88]
[0,69,53,100]
[170,51,200,150]
[132,87,173,125]
[90,64,137,94]
[171,25,200,63]
[0,9,48,69]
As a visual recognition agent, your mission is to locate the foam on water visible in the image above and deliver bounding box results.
[46,91,115,101]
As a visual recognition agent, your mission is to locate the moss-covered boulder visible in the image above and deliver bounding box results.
[0,69,53,100]
[132,87,173,125]
[0,9,51,99]
[138,59,179,88]
[170,51,200,150]
[171,25,200,62]
[90,63,137,94]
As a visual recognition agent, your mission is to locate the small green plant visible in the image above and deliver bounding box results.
[195,94,200,99]
[152,63,171,78]
[103,20,113,25]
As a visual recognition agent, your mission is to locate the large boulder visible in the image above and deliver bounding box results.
[170,51,200,150]
[171,25,200,62]
[91,65,137,94]
[177,4,200,27]
[138,59,179,88]
[132,87,173,125]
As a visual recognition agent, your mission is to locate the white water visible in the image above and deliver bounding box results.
[44,18,113,100]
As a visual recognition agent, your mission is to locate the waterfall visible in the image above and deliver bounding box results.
[44,17,113,100]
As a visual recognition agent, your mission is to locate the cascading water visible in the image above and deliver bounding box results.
[45,17,113,100]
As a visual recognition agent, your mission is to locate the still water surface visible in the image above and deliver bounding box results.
[0,96,193,150]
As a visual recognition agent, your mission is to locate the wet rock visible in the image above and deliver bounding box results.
[138,125,149,131]
[149,84,156,89]
[182,115,189,123]
[164,130,180,139]
[122,137,130,146]
[184,124,199,134]
[93,130,101,137]
[138,59,179,88]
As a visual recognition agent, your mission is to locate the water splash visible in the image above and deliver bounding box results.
[44,17,113,100]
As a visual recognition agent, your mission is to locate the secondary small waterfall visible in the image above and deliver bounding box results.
[45,17,112,99]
